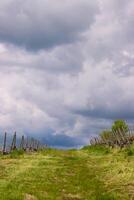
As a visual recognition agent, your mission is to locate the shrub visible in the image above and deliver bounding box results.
[10,149,24,158]
[82,145,110,155]
[112,120,128,133]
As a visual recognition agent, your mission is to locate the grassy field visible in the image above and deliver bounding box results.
[0,146,134,200]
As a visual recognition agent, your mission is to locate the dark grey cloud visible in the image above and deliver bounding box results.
[0,0,98,50]
[75,107,134,120]
[42,133,83,148]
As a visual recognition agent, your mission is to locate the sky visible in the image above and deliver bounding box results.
[0,0,134,148]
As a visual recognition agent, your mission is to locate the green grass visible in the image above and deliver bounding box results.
[0,147,134,199]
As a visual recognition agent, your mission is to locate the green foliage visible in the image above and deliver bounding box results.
[100,130,112,141]
[112,120,128,133]
[126,148,133,156]
[10,149,24,158]
[0,148,120,200]
[1,147,134,199]
[124,145,134,156]
[82,145,110,155]
[95,193,116,200]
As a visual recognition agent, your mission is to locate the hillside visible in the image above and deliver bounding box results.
[0,147,134,200]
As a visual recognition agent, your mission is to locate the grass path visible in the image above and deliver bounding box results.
[0,148,134,200]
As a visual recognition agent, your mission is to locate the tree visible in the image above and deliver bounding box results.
[112,120,128,133]
[100,130,112,142]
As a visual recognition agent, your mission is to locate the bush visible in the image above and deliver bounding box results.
[82,145,110,155]
[112,120,128,133]
[10,149,24,158]
[125,146,134,156]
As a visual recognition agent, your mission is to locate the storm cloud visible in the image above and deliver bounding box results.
[0,0,98,50]
[0,0,134,148]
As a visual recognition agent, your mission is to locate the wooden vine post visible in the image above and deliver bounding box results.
[29,138,33,151]
[3,132,7,154]
[11,132,17,151]
[25,138,29,151]
[20,135,25,150]
[1,132,45,154]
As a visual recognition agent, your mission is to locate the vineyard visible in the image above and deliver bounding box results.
[90,120,134,148]
[0,120,134,199]
[0,132,46,155]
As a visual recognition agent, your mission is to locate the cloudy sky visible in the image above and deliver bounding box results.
[0,0,134,148]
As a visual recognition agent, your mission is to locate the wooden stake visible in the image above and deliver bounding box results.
[20,135,24,150]
[11,132,17,151]
[3,132,7,154]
